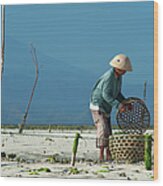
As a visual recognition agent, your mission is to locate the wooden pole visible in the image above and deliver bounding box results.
[1,5,5,80]
[18,44,39,133]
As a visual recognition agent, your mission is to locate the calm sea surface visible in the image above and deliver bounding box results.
[1,2,154,126]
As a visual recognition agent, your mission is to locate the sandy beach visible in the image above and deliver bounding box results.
[1,128,154,180]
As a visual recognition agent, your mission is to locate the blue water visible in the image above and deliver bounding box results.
[1,2,154,126]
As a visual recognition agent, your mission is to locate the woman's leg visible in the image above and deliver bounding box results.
[91,110,113,161]
[100,146,104,161]
[91,110,105,161]
[106,147,111,161]
[106,117,112,161]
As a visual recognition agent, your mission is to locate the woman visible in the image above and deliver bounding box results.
[90,54,133,161]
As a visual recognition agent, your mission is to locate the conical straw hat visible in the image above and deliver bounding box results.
[110,54,133,72]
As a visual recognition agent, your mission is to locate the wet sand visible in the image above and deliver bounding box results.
[1,128,154,180]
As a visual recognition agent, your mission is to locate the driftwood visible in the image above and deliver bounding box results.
[18,44,39,133]
[1,5,5,80]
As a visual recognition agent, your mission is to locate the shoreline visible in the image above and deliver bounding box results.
[1,124,154,130]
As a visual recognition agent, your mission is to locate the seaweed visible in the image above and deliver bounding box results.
[96,169,110,173]
[71,132,82,166]
[68,167,80,174]
[37,167,51,172]
[144,134,152,170]
[29,171,39,175]
[28,167,51,175]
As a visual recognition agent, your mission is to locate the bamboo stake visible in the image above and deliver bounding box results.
[18,44,39,133]
[1,5,5,80]
[71,132,82,166]
[143,81,147,102]
[48,125,52,133]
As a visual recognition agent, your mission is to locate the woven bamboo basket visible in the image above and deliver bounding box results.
[109,134,145,163]
[116,97,150,134]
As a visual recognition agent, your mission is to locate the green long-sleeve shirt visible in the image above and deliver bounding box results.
[90,68,125,115]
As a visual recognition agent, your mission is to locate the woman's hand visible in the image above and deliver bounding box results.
[119,103,133,113]
[127,103,133,111]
